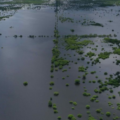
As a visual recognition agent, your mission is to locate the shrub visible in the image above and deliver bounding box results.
[23,82,28,86]
[54,110,58,113]
[77,114,82,118]
[51,75,54,78]
[66,83,69,86]
[73,102,77,106]
[49,81,54,85]
[54,92,59,96]
[48,100,52,107]
[49,87,52,90]
[96,109,101,113]
[75,79,80,85]
[104,72,108,75]
[106,112,111,116]
[57,116,61,120]
[86,105,90,109]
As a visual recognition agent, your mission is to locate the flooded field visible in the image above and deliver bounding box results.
[0,1,120,120]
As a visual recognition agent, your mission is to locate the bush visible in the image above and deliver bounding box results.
[96,109,101,113]
[54,110,58,113]
[54,92,59,96]
[86,105,90,109]
[73,102,77,106]
[77,114,82,118]
[68,114,74,119]
[57,116,61,120]
[75,79,80,84]
[106,112,111,116]
[66,83,69,86]
[51,75,54,78]
[23,82,28,86]
[48,100,52,107]
[49,81,54,85]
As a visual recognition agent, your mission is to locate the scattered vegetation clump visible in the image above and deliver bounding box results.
[86,105,90,109]
[117,103,120,110]
[49,81,54,85]
[59,16,74,23]
[86,51,96,57]
[54,92,59,96]
[68,114,74,119]
[48,100,52,107]
[98,52,111,59]
[73,102,77,106]
[78,66,86,72]
[83,92,91,96]
[106,112,111,116]
[57,116,61,120]
[77,50,84,54]
[91,71,96,74]
[104,72,108,75]
[75,79,80,85]
[77,114,82,118]
[113,48,120,55]
[23,82,28,86]
[104,38,120,47]
[96,109,101,113]
[64,36,93,50]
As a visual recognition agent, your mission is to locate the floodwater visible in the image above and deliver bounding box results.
[0,3,120,120]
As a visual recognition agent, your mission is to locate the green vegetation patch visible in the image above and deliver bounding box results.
[98,52,111,59]
[113,48,120,55]
[86,51,96,57]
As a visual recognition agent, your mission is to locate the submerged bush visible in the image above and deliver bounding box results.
[86,105,90,109]
[54,92,59,96]
[23,82,28,86]
[48,100,52,107]
[77,114,82,118]
[75,79,80,84]
[106,112,111,116]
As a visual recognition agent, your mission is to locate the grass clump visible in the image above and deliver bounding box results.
[77,114,82,118]
[49,81,54,85]
[106,112,111,116]
[83,92,91,96]
[75,79,80,85]
[73,102,77,106]
[54,92,59,96]
[78,66,86,72]
[96,109,101,113]
[48,100,52,107]
[86,51,96,57]
[57,116,61,120]
[86,105,90,109]
[113,48,120,55]
[98,52,111,59]
[23,82,28,86]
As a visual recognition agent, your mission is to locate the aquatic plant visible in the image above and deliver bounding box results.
[106,112,111,116]
[78,66,86,72]
[77,114,82,118]
[23,82,28,86]
[75,79,80,84]
[54,92,59,96]
[113,48,120,55]
[86,105,90,109]
[48,100,52,107]
[73,102,77,106]
[49,81,54,85]
[57,116,61,120]
[96,109,101,113]
[86,51,96,57]
[51,75,54,78]
[98,52,111,59]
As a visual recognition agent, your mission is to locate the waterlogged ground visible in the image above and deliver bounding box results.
[0,3,120,120]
